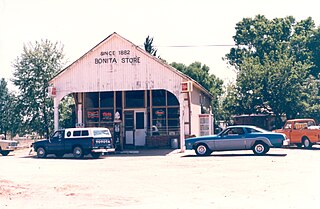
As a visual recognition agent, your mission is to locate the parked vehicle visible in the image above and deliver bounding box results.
[274,119,320,148]
[186,125,289,156]
[0,138,18,156]
[31,127,115,159]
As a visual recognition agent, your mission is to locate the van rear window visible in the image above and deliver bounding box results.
[93,129,110,137]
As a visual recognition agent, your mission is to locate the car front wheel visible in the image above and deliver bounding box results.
[73,146,84,159]
[252,142,269,155]
[37,147,47,158]
[195,144,211,156]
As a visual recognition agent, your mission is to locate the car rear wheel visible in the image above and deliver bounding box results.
[252,142,269,155]
[303,137,312,149]
[73,146,84,159]
[195,144,211,156]
[37,147,47,158]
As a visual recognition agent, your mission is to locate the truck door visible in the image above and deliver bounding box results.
[282,122,293,143]
[47,130,65,153]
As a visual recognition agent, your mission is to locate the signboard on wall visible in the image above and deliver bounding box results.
[181,81,193,93]
[48,86,56,97]
[94,50,141,65]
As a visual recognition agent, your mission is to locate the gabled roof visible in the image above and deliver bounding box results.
[50,32,213,98]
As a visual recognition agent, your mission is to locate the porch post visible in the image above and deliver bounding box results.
[54,97,59,131]
[179,94,185,152]
[77,93,83,125]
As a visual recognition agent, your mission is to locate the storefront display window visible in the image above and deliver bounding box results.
[100,92,114,107]
[125,91,145,108]
[152,90,166,106]
[85,92,99,108]
[100,110,113,122]
[87,110,99,122]
[167,91,179,106]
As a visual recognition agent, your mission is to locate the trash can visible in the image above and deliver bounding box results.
[171,138,178,149]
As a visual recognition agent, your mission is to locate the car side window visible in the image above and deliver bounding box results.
[52,131,63,141]
[73,131,81,137]
[226,128,244,136]
[82,130,89,136]
[284,123,291,130]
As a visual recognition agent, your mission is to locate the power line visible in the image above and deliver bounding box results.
[138,44,235,48]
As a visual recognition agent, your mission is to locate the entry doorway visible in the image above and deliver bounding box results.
[124,110,146,147]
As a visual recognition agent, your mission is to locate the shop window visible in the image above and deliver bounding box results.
[136,112,145,129]
[168,107,180,135]
[152,108,166,134]
[85,92,99,108]
[100,92,114,108]
[152,90,166,106]
[116,91,122,108]
[167,91,179,106]
[168,108,179,118]
[86,110,99,122]
[124,111,134,131]
[125,91,145,108]
[100,109,113,122]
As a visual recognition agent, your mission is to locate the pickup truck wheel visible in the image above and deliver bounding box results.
[253,142,269,155]
[303,138,312,149]
[91,153,101,159]
[37,147,47,158]
[73,146,84,159]
[195,144,211,156]
[1,151,10,156]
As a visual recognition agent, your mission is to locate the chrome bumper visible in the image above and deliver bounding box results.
[92,148,115,153]
[283,139,290,146]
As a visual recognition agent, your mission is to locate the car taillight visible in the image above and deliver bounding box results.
[92,139,94,147]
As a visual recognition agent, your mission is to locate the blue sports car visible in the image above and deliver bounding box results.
[186,125,289,156]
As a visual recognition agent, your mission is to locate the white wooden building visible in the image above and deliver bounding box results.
[49,32,213,150]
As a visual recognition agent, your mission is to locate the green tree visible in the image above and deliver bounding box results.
[59,95,76,129]
[144,35,158,56]
[0,79,20,138]
[225,15,318,127]
[0,79,11,138]
[307,27,320,77]
[171,62,224,117]
[12,40,64,137]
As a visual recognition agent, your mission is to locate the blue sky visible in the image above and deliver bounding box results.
[1,0,319,90]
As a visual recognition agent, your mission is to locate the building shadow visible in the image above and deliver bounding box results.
[20,149,179,159]
[182,153,287,158]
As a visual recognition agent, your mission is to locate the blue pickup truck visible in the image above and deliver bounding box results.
[32,128,115,159]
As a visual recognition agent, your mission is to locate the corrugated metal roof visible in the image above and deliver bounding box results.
[50,32,213,99]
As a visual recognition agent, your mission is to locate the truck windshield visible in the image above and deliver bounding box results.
[93,129,111,137]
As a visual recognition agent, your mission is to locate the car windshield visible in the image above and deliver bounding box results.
[93,129,110,137]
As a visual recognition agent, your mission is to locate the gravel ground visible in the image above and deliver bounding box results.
[1,145,320,209]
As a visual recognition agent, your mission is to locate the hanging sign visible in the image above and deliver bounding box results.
[48,87,57,97]
[181,81,193,92]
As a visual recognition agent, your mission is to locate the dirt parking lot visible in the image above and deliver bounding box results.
[1,145,320,209]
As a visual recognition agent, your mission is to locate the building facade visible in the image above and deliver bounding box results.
[49,33,213,150]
